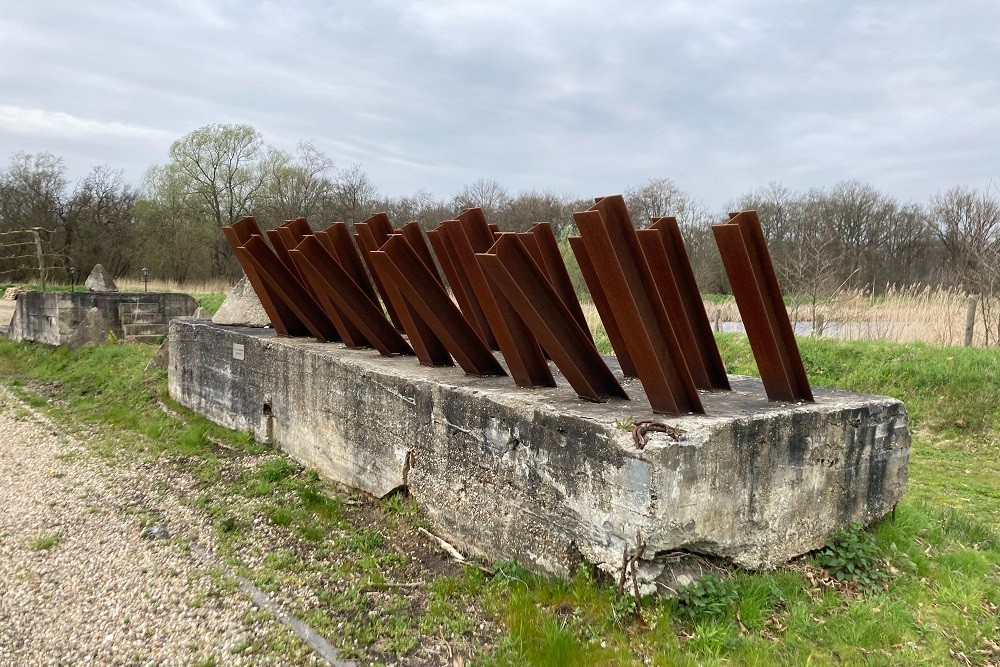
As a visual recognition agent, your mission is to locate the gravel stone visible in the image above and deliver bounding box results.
[0,389,308,665]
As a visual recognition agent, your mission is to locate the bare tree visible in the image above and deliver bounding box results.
[451,177,509,224]
[330,164,380,226]
[0,152,67,232]
[930,184,1000,343]
[60,166,139,277]
[624,178,707,228]
[260,142,337,227]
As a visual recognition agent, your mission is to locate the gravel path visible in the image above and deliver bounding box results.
[0,388,311,665]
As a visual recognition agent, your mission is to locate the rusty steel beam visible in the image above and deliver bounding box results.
[398,222,444,287]
[375,235,505,377]
[236,234,340,342]
[223,217,308,337]
[270,224,372,346]
[355,220,406,333]
[433,221,496,348]
[713,212,812,402]
[368,246,454,367]
[440,216,550,387]
[568,236,637,377]
[316,222,380,305]
[285,233,368,349]
[266,227,308,287]
[649,217,730,390]
[518,230,547,271]
[284,217,313,240]
[425,228,486,339]
[289,236,412,356]
[636,229,713,390]
[575,199,703,415]
[524,223,593,342]
[477,234,626,402]
[288,250,369,348]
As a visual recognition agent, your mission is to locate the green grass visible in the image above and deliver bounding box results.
[29,531,63,551]
[193,292,226,315]
[0,335,997,666]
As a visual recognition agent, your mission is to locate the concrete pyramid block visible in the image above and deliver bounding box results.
[145,340,169,371]
[212,276,270,327]
[85,264,118,292]
[67,307,113,349]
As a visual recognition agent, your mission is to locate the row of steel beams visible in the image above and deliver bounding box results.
[223,200,811,412]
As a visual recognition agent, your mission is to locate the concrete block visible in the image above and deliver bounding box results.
[84,264,118,292]
[169,320,910,582]
[11,292,199,346]
[66,307,112,348]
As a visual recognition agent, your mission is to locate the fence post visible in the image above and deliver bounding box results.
[964,295,978,347]
[31,229,46,293]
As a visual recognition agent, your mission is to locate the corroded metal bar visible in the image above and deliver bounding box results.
[477,234,626,401]
[290,261,366,347]
[442,215,549,386]
[399,222,444,287]
[575,199,702,415]
[317,222,380,305]
[266,227,309,288]
[713,212,812,402]
[636,229,712,390]
[236,234,340,342]
[524,223,593,343]
[284,217,313,240]
[271,224,368,345]
[568,236,637,377]
[375,234,505,377]
[368,246,454,367]
[649,217,730,390]
[433,221,496,348]
[355,220,406,333]
[290,236,412,356]
[223,218,306,337]
[425,228,483,337]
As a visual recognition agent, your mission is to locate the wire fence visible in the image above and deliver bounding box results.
[0,228,70,292]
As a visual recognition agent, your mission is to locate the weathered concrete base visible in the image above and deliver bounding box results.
[11,292,199,345]
[169,320,909,583]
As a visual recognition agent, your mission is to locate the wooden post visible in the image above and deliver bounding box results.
[714,309,721,333]
[964,295,978,347]
[815,313,825,337]
[31,229,46,293]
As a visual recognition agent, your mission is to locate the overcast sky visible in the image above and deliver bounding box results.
[1,0,998,209]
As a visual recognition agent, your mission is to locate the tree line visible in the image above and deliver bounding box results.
[1,124,997,308]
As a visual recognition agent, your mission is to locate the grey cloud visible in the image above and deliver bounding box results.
[0,0,998,209]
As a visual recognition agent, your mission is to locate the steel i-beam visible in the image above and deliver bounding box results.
[289,236,412,355]
[223,217,307,337]
[477,234,626,401]
[648,217,730,390]
[574,196,702,415]
[713,211,813,402]
[374,234,506,377]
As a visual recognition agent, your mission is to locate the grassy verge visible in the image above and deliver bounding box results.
[0,335,996,666]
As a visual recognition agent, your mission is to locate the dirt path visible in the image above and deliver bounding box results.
[0,389,326,666]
